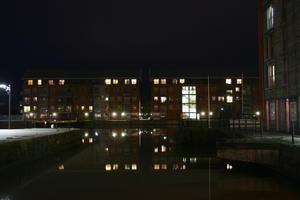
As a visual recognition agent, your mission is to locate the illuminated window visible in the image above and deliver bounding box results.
[38,80,42,85]
[66,106,72,112]
[161,145,166,152]
[113,164,118,170]
[226,96,233,103]
[235,87,240,92]
[124,79,130,84]
[161,79,167,84]
[237,79,242,84]
[59,80,65,85]
[89,106,93,112]
[267,4,274,30]
[160,97,167,103]
[125,164,130,170]
[154,96,159,102]
[24,106,30,112]
[267,65,276,88]
[182,86,197,119]
[225,79,232,84]
[172,79,178,84]
[33,97,38,102]
[105,79,111,85]
[179,79,185,84]
[190,157,197,163]
[105,164,111,171]
[113,79,118,84]
[27,80,33,85]
[218,96,225,102]
[33,106,37,111]
[131,164,137,170]
[153,79,159,84]
[131,79,137,85]
[81,106,85,110]
[154,147,159,153]
[226,90,233,94]
[154,164,160,170]
[161,164,167,170]
[48,80,54,85]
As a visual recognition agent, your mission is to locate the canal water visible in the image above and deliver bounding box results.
[0,128,299,200]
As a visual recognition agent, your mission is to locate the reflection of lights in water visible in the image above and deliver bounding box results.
[105,147,109,152]
[154,164,160,170]
[112,132,117,138]
[84,132,89,137]
[94,132,99,136]
[154,147,158,153]
[181,165,186,170]
[58,164,64,170]
[161,164,167,170]
[161,145,166,152]
[131,164,137,170]
[81,138,85,144]
[105,164,111,171]
[139,131,142,135]
[163,136,167,140]
[89,138,93,143]
[226,164,233,170]
[113,164,118,170]
[121,132,126,137]
[190,157,197,163]
[182,157,187,163]
[173,164,179,170]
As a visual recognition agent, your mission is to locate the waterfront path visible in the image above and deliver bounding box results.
[0,128,79,144]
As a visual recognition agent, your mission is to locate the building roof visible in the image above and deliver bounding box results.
[149,67,258,78]
[22,67,142,79]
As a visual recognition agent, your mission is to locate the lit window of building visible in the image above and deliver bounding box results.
[59,80,65,85]
[226,96,233,103]
[66,106,72,112]
[49,80,54,85]
[154,147,159,153]
[33,97,38,102]
[226,90,233,94]
[154,96,159,102]
[160,97,167,103]
[131,164,137,170]
[131,79,137,85]
[161,79,167,84]
[105,164,111,171]
[124,79,130,84]
[89,106,93,112]
[161,164,167,170]
[27,80,33,85]
[237,79,242,84]
[172,79,178,84]
[218,96,225,102]
[179,79,185,84]
[225,79,232,84]
[33,106,37,111]
[235,87,240,92]
[190,157,197,163]
[153,79,159,84]
[182,86,197,119]
[154,164,160,170]
[113,79,118,84]
[24,106,30,113]
[105,79,111,85]
[161,145,166,152]
[113,164,118,170]
[125,164,130,170]
[38,79,42,85]
[267,65,276,88]
[266,4,274,30]
[81,106,85,110]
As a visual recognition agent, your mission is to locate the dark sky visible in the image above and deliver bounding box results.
[0,0,258,111]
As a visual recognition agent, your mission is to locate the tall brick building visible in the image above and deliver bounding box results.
[21,68,141,121]
[258,0,300,132]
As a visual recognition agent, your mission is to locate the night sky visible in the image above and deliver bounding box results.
[0,0,258,112]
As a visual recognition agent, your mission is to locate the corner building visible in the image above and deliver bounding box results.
[258,0,300,132]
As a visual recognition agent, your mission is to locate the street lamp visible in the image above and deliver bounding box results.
[0,83,11,129]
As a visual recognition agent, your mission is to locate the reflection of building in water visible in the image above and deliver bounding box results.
[98,128,201,172]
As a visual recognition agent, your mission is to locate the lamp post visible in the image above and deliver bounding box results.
[0,83,11,129]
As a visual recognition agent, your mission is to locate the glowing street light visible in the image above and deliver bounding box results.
[255,111,261,116]
[112,112,117,117]
[121,112,126,117]
[0,83,11,129]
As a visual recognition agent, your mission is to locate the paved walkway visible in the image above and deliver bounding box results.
[0,128,78,144]
[227,130,300,147]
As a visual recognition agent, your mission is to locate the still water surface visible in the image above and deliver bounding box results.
[0,128,299,200]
